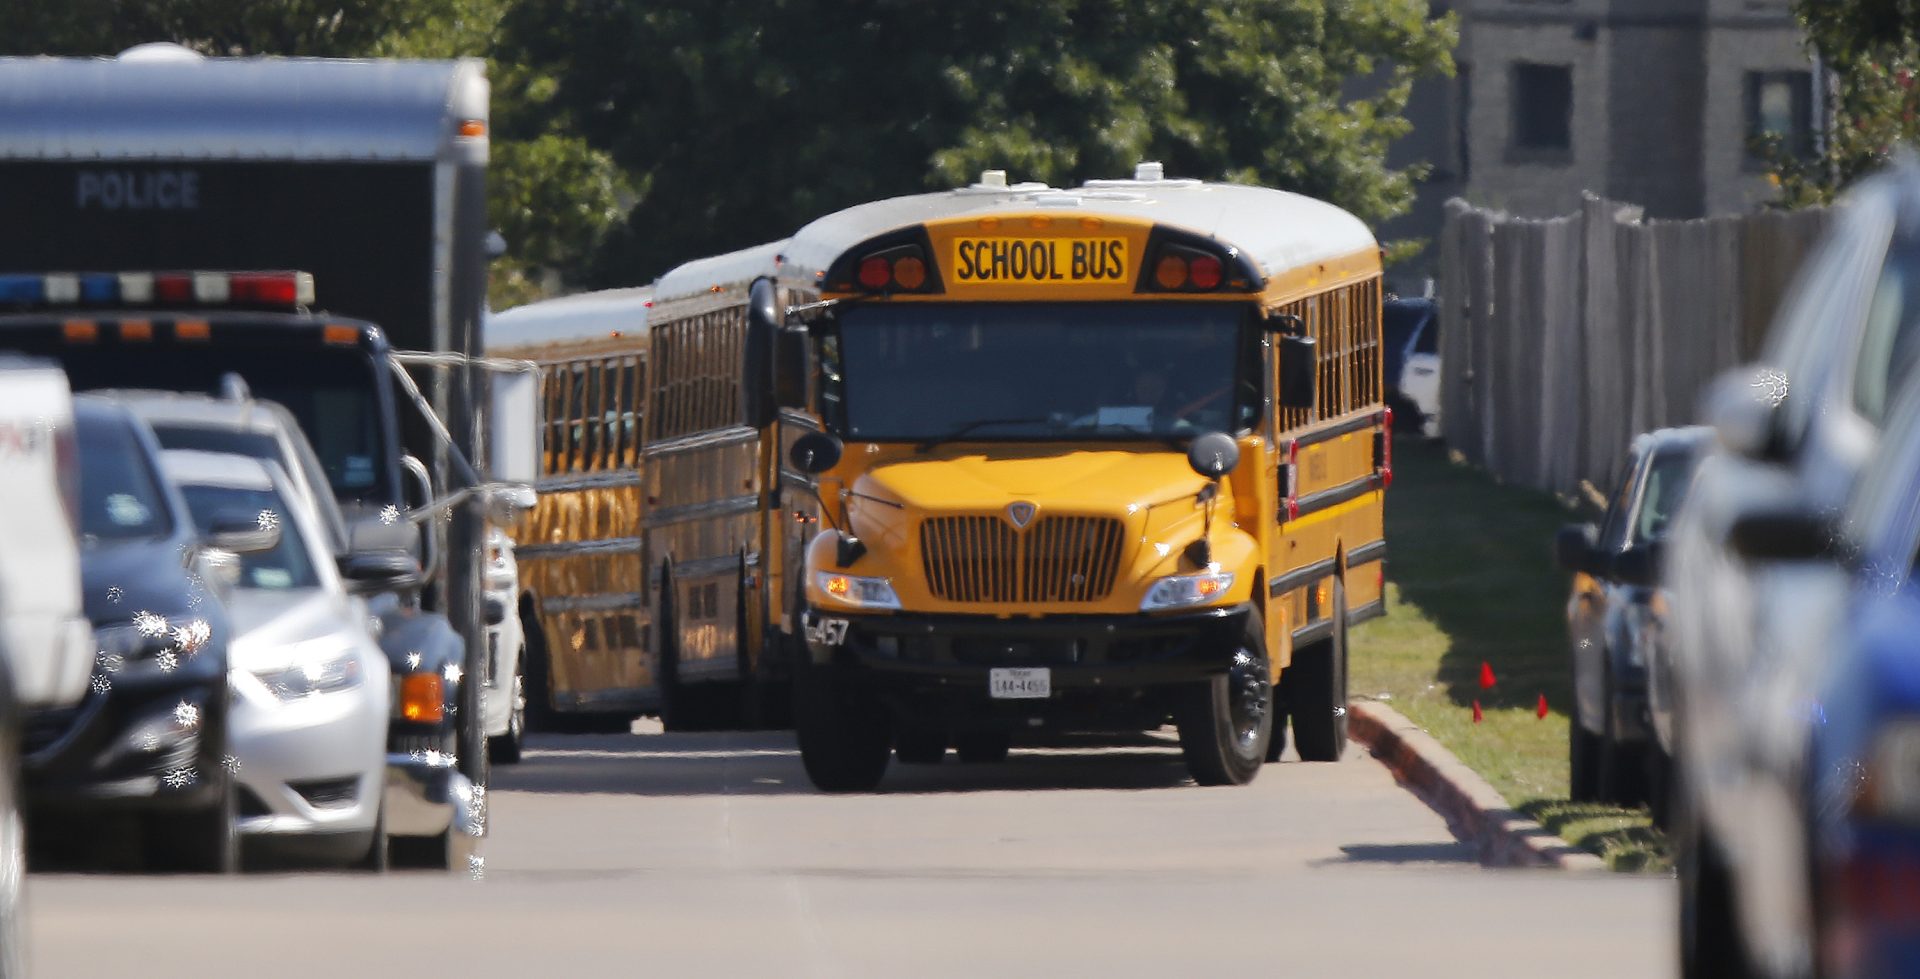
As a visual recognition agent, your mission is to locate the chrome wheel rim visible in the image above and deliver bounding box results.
[1228,647,1270,753]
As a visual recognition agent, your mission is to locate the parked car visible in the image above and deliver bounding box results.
[483,527,526,763]
[160,449,391,869]
[26,396,242,872]
[1554,426,1711,808]
[1666,160,1920,977]
[115,386,488,861]
[1384,296,1440,438]
[0,356,93,710]
[1783,375,1920,979]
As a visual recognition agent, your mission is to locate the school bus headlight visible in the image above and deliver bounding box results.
[1141,571,1236,612]
[815,571,901,610]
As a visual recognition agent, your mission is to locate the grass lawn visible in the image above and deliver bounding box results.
[1347,435,1668,872]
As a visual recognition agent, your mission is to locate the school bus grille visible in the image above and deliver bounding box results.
[920,516,1123,604]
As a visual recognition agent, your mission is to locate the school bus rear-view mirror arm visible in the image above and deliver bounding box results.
[1183,432,1240,567]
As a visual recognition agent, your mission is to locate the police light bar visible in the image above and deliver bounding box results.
[0,271,315,309]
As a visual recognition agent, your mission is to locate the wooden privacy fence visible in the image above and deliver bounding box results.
[1436,194,1830,497]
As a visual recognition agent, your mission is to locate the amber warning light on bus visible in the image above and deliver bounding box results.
[824,229,946,295]
[1136,229,1262,295]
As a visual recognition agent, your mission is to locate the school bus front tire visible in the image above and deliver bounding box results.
[794,657,891,792]
[1175,609,1273,786]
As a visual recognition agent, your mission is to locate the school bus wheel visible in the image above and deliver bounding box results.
[793,655,891,792]
[1287,576,1350,763]
[1174,608,1273,786]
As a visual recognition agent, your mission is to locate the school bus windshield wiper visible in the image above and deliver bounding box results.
[914,417,1049,453]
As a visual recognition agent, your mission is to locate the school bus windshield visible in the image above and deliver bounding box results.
[831,302,1258,443]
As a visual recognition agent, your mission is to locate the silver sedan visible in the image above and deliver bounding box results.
[159,450,391,868]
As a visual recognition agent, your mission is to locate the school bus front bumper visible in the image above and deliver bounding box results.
[801,605,1251,728]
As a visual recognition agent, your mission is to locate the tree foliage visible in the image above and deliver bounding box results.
[502,0,1456,283]
[1770,0,1920,206]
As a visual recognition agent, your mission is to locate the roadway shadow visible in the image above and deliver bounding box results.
[490,729,1199,798]
[1313,841,1478,867]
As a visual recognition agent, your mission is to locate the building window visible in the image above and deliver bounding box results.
[1747,71,1813,161]
[1511,63,1573,158]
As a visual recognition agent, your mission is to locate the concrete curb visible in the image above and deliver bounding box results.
[1347,700,1608,872]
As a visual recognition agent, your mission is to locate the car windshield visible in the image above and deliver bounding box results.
[75,411,173,542]
[177,483,321,591]
[1632,449,1700,544]
[30,337,393,504]
[831,302,1257,442]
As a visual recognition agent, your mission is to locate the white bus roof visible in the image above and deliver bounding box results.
[650,166,1377,304]
[0,49,488,162]
[485,286,654,350]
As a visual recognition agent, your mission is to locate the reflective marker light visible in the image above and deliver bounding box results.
[400,672,445,723]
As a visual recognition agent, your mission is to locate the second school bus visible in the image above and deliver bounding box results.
[643,164,1389,782]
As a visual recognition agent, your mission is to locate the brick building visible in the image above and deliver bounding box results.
[1382,0,1818,288]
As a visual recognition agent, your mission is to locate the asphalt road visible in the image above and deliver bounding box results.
[24,726,1671,978]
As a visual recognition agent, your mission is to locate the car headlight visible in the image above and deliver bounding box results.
[1141,571,1236,612]
[254,648,363,702]
[815,571,901,610]
[1858,719,1920,822]
[93,613,215,679]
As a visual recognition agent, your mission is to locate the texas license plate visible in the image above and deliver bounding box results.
[989,667,1051,700]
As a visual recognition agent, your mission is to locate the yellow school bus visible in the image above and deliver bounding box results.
[485,287,654,729]
[647,164,1389,771]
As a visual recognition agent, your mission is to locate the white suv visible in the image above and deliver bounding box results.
[0,356,92,708]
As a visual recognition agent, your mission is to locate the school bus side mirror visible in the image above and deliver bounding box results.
[791,432,843,474]
[1186,431,1240,479]
[1278,334,1317,410]
[743,278,780,429]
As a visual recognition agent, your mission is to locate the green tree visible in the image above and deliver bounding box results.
[503,0,1456,283]
[1769,0,1920,206]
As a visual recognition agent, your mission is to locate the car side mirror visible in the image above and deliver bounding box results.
[1278,334,1317,411]
[790,432,843,474]
[1725,507,1838,563]
[338,549,423,597]
[483,595,508,626]
[1186,431,1240,479]
[1553,523,1601,575]
[1611,543,1663,588]
[1704,365,1785,461]
[205,514,280,555]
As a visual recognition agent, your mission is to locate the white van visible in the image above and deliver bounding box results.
[0,357,92,708]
